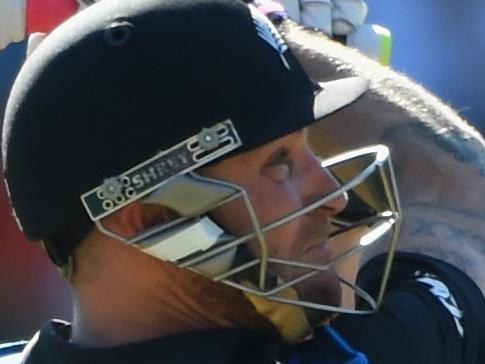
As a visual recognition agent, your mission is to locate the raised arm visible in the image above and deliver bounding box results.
[282,22,485,296]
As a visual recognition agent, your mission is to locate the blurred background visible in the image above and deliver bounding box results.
[0,39,73,342]
[366,0,485,133]
[0,0,484,342]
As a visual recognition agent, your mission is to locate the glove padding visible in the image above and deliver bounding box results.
[280,0,368,36]
[0,0,26,51]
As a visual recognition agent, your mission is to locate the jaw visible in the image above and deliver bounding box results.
[293,269,342,326]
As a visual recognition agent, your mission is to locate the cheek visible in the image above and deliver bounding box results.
[247,182,304,259]
[263,219,301,259]
[249,179,301,222]
[207,178,305,260]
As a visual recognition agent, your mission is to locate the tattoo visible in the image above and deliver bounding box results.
[398,203,485,295]
[407,218,473,270]
[412,217,484,247]
[381,121,485,177]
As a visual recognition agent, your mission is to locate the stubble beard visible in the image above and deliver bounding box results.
[269,225,343,327]
[294,269,342,326]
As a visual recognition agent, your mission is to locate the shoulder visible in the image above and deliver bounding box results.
[288,326,368,364]
[394,204,485,296]
[0,341,27,364]
[360,252,485,328]
[333,252,485,364]
[359,252,485,302]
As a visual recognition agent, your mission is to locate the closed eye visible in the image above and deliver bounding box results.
[261,147,294,183]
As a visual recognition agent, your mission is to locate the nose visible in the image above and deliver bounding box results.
[303,153,348,216]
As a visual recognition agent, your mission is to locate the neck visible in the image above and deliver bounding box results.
[70,238,273,347]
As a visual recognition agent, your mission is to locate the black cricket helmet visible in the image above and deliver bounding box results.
[3,0,401,340]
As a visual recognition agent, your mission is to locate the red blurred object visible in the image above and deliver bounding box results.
[0,172,71,341]
[0,0,79,343]
[26,0,79,34]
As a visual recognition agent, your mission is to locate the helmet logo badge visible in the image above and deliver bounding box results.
[249,5,291,70]
[81,119,242,221]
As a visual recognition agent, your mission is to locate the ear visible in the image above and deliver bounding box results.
[102,202,176,238]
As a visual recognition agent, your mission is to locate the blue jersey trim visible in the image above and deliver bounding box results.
[323,326,369,364]
[287,325,368,364]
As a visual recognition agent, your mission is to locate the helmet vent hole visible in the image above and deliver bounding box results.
[104,21,133,48]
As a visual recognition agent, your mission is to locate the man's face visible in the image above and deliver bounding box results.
[200,129,348,316]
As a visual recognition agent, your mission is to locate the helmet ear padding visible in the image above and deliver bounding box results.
[133,173,241,276]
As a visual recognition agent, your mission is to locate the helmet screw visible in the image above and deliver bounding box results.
[101,177,123,200]
[197,127,220,150]
[104,21,133,48]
